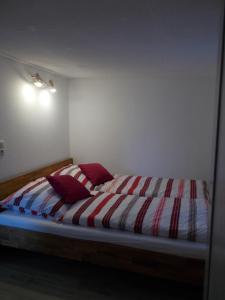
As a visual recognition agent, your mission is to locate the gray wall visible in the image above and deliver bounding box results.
[0,56,70,180]
[69,75,217,182]
[68,1,222,184]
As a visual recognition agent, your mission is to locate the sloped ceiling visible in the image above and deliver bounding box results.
[0,0,222,78]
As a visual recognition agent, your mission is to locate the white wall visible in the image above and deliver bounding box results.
[68,0,222,184]
[69,74,217,182]
[0,56,70,180]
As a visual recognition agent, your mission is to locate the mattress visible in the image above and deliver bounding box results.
[0,210,208,260]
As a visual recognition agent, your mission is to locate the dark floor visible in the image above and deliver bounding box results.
[0,246,203,300]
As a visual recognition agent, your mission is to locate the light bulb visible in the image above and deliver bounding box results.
[48,80,56,93]
[50,87,56,93]
[34,81,43,88]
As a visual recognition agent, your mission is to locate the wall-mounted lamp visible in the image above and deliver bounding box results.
[48,80,56,93]
[32,73,44,88]
[31,73,56,93]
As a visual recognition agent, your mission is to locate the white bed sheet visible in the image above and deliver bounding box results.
[0,210,208,259]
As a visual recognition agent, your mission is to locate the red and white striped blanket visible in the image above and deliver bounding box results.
[62,192,208,243]
[96,175,208,199]
[0,177,70,221]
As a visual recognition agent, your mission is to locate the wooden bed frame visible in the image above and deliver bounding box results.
[0,159,205,286]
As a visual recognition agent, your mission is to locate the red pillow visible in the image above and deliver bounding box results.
[46,175,91,204]
[79,163,114,186]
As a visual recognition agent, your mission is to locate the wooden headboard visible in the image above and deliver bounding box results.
[0,158,73,201]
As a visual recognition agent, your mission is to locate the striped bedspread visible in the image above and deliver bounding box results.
[96,175,208,199]
[62,192,208,243]
[0,177,70,221]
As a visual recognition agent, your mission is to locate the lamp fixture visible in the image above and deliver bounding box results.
[48,80,56,93]
[31,73,56,92]
[32,73,44,88]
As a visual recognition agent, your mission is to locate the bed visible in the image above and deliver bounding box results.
[0,158,207,285]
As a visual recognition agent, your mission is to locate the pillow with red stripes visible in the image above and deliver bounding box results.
[79,163,114,186]
[0,177,72,221]
[50,164,94,191]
